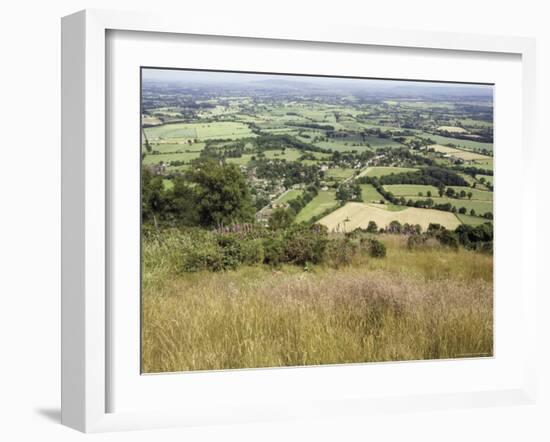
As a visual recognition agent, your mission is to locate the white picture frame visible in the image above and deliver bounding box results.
[61,9,538,433]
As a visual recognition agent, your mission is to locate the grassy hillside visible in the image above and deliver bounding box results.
[142,234,493,373]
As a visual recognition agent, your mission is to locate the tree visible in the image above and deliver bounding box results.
[445,187,456,198]
[141,167,165,227]
[467,191,473,200]
[168,176,200,226]
[387,220,402,234]
[336,185,351,202]
[437,229,459,250]
[426,190,432,197]
[438,186,445,197]
[470,209,476,216]
[459,190,466,198]
[366,220,378,233]
[269,208,294,230]
[458,207,467,214]
[189,160,255,227]
[336,182,362,203]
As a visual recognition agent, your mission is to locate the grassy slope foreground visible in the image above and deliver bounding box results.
[142,234,493,373]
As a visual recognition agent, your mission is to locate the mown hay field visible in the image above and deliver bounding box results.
[318,202,461,232]
[142,234,493,373]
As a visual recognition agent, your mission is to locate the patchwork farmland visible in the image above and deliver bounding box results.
[142,77,494,231]
[141,69,494,373]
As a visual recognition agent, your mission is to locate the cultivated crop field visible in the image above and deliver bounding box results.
[319,202,462,231]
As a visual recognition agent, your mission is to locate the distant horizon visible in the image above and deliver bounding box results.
[142,68,493,97]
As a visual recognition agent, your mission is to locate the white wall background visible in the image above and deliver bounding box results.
[0,1,548,440]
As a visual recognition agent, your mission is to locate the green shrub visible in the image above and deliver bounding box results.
[216,235,244,270]
[366,221,378,233]
[407,234,428,250]
[240,239,265,265]
[283,225,329,265]
[363,238,386,258]
[387,220,402,234]
[181,239,224,272]
[478,241,493,255]
[326,238,358,267]
[262,236,285,266]
[407,234,439,250]
[436,230,459,250]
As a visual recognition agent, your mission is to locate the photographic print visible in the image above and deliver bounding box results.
[141,68,493,373]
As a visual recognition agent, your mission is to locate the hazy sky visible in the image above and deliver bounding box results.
[142,68,493,95]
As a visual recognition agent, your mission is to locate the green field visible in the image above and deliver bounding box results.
[225,154,256,166]
[456,213,492,226]
[383,185,492,205]
[472,159,494,171]
[147,142,205,154]
[275,189,302,204]
[314,140,372,153]
[360,184,383,202]
[358,166,418,178]
[325,167,357,181]
[410,197,492,215]
[383,184,440,197]
[364,136,404,149]
[142,151,202,166]
[456,118,493,129]
[448,186,493,201]
[295,190,338,223]
[429,144,491,161]
[145,122,255,142]
[476,174,493,185]
[264,148,303,162]
[420,132,493,152]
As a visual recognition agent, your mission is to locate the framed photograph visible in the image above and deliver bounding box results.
[61,9,538,433]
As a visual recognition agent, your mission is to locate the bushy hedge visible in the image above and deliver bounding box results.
[404,222,493,253]
[144,224,387,273]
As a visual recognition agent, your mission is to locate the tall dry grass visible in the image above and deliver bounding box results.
[142,234,493,373]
